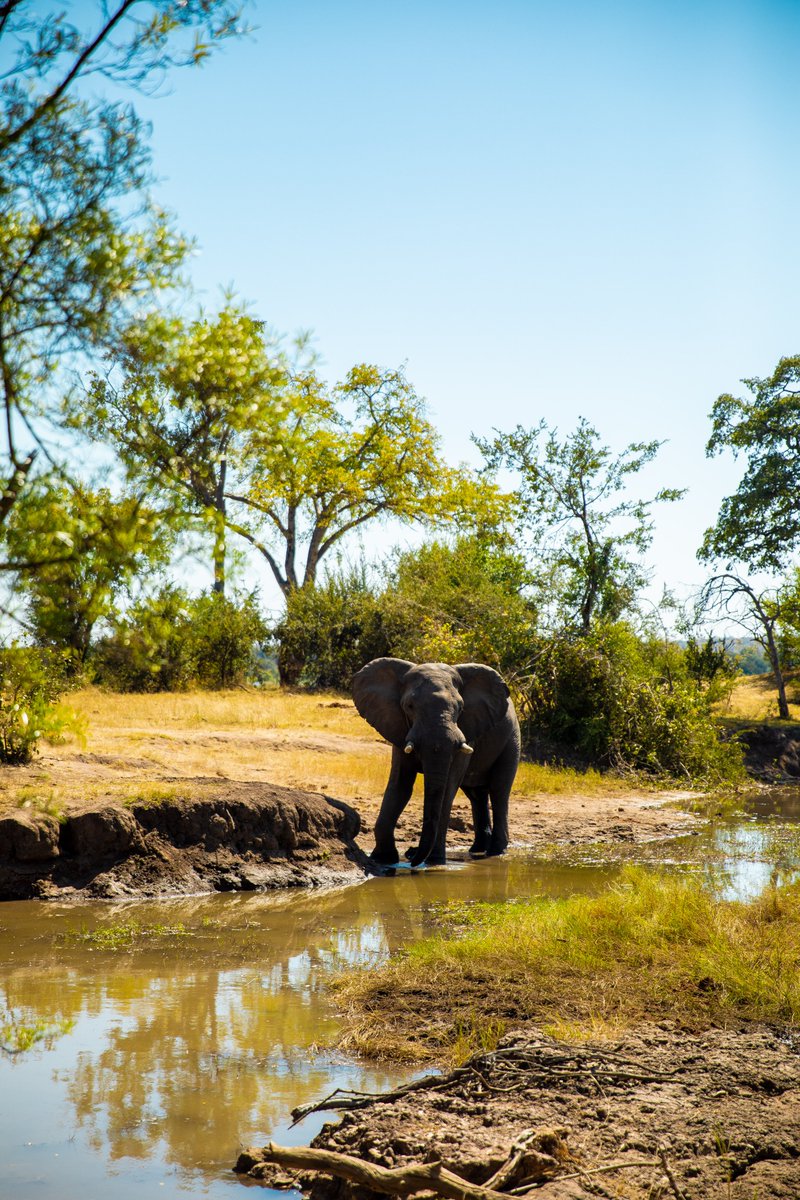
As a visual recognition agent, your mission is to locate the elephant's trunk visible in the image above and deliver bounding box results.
[409,756,451,867]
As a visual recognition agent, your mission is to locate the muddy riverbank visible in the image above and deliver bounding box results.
[0,781,365,900]
[238,1023,800,1200]
[0,778,700,900]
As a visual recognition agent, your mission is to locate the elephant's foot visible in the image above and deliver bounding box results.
[406,845,446,867]
[485,841,508,858]
[370,846,401,865]
[468,834,492,856]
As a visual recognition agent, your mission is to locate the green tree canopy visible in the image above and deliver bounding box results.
[4,480,173,664]
[240,363,506,595]
[701,356,800,571]
[80,304,286,593]
[475,419,683,633]
[0,1,244,564]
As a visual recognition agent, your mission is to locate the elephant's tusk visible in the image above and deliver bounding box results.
[461,743,474,755]
[404,742,414,755]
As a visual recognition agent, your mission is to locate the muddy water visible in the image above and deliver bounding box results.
[1,791,798,1200]
[0,859,612,1200]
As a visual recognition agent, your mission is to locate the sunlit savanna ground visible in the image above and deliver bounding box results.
[719,670,800,723]
[0,687,638,818]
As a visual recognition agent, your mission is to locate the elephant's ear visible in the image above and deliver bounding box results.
[455,663,510,742]
[352,657,415,747]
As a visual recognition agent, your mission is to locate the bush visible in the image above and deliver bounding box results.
[91,588,268,691]
[272,569,390,688]
[0,646,82,763]
[189,592,269,689]
[382,538,538,675]
[91,586,194,692]
[519,622,744,785]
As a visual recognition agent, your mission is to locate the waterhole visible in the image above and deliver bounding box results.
[0,788,798,1199]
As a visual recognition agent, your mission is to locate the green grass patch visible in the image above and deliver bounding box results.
[334,867,800,1063]
[61,920,191,951]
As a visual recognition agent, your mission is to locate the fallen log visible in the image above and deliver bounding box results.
[259,1141,531,1200]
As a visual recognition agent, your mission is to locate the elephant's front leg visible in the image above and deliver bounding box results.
[372,748,417,865]
[426,774,464,865]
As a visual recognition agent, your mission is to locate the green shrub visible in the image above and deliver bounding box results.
[272,568,390,688]
[189,592,268,689]
[91,588,268,691]
[0,646,83,763]
[91,585,194,692]
[520,622,744,785]
[382,537,538,675]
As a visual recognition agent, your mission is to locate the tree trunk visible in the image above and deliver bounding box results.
[763,624,790,720]
[213,459,227,595]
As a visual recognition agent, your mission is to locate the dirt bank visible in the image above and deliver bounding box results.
[0,771,699,900]
[0,781,366,900]
[237,1023,800,1199]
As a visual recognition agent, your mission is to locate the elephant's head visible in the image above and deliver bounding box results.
[352,657,510,865]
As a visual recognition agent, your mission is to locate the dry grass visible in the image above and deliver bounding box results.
[334,867,800,1063]
[0,687,651,817]
[720,670,800,722]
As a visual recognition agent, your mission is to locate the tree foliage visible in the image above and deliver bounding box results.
[519,622,743,784]
[381,537,537,674]
[475,419,683,632]
[242,363,507,595]
[92,587,267,691]
[5,481,172,665]
[698,572,792,720]
[271,566,390,690]
[0,1,244,563]
[81,305,285,592]
[701,356,800,571]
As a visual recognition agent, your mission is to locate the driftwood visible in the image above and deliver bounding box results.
[258,1141,664,1199]
[261,1141,520,1200]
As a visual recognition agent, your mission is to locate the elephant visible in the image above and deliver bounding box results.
[352,658,520,867]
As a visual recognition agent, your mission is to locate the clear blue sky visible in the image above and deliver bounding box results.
[130,0,800,613]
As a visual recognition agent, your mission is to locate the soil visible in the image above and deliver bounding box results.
[237,1022,800,1199]
[0,780,367,900]
[729,721,800,782]
[0,719,700,899]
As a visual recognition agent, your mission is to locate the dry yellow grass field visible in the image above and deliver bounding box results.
[0,686,641,820]
[718,670,800,723]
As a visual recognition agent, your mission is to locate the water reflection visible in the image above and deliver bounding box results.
[1,793,799,1200]
[0,858,614,1200]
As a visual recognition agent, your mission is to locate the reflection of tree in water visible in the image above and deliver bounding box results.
[0,860,544,1183]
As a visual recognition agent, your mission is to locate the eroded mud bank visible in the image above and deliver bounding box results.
[0,781,366,900]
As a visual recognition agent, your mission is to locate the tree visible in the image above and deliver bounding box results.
[381,536,537,674]
[5,481,173,665]
[698,572,792,720]
[81,305,285,594]
[236,363,507,597]
[0,2,245,567]
[702,355,800,570]
[475,419,684,633]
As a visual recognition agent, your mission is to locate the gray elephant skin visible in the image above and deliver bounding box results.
[352,658,521,867]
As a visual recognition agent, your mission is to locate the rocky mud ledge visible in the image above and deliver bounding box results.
[237,1023,800,1200]
[0,780,366,900]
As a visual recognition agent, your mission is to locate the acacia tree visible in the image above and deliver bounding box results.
[233,363,501,596]
[701,356,800,570]
[475,419,684,632]
[81,306,285,593]
[0,1,245,569]
[698,573,792,720]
